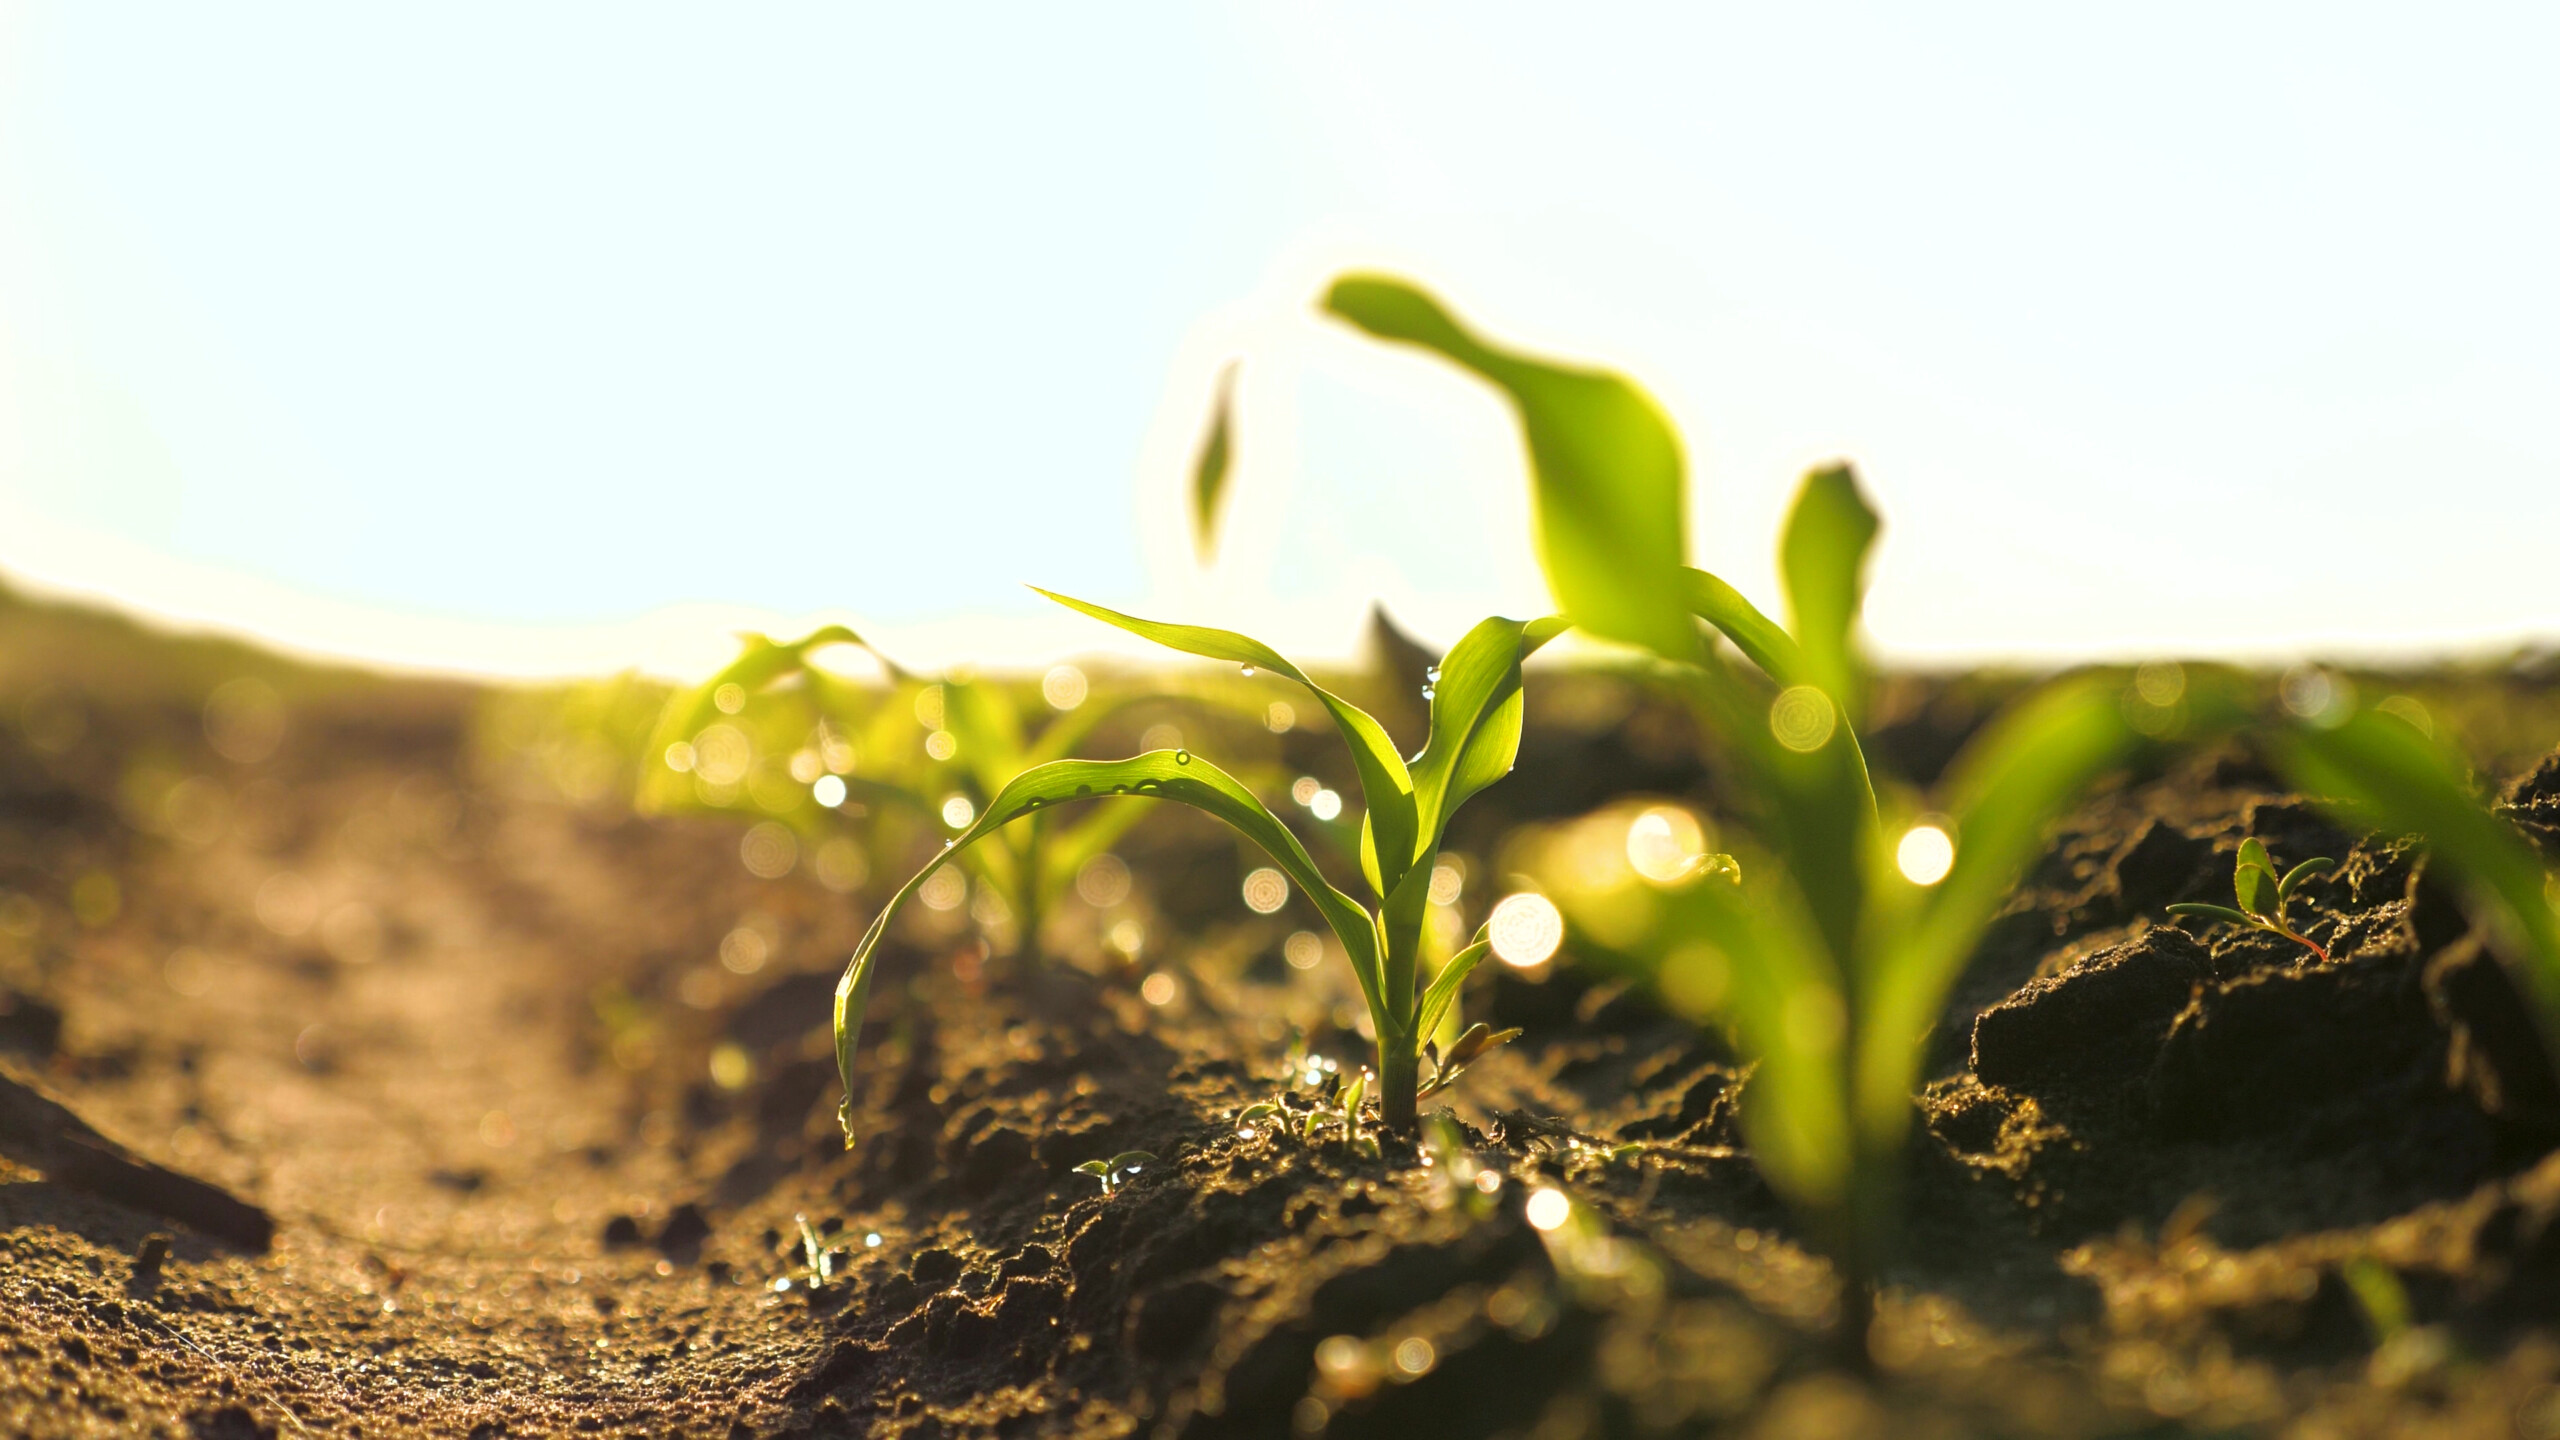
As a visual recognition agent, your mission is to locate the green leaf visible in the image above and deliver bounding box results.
[1322,275,1698,665]
[1191,362,1239,562]
[1776,464,1880,722]
[1032,587,1421,895]
[2277,857,2334,902]
[1408,615,1568,861]
[1682,569,1809,686]
[1440,1021,1520,1071]
[1861,674,2154,1147]
[1108,1150,1157,1172]
[2234,838,2271,915]
[1073,1160,1111,1177]
[1413,935,1493,1045]
[2166,903,2258,926]
[835,751,1383,1143]
[2268,708,2560,1063]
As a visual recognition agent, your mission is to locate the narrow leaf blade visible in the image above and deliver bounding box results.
[1032,587,1419,893]
[836,752,1383,1144]
[2166,903,2258,926]
[1414,936,1492,1045]
[1776,464,1881,721]
[1683,569,1809,685]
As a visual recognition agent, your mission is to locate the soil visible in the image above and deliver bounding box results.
[5,589,2560,1439]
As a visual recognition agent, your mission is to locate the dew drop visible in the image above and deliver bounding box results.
[942,839,955,850]
[1426,665,1441,681]
[1421,687,1436,700]
[1239,665,1256,678]
[1174,750,1191,765]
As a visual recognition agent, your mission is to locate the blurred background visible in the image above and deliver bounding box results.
[3,4,2555,678]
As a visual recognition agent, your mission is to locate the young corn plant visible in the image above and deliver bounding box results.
[643,624,1158,958]
[833,590,1563,1143]
[2166,838,2334,961]
[1322,272,2560,1346]
[1321,273,2217,1337]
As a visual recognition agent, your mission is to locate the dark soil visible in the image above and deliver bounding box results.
[6,591,2560,1438]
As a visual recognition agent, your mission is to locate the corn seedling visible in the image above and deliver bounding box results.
[2166,838,2334,961]
[644,624,1166,958]
[1323,273,2222,1336]
[1072,1150,1156,1196]
[1323,273,2560,1346]
[833,590,1562,1142]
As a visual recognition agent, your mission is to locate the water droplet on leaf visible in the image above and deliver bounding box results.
[1239,665,1256,678]
[1174,750,1190,765]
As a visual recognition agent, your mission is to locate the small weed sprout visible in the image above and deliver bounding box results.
[832,592,1560,1142]
[782,1213,842,1292]
[2167,838,2334,961]
[1072,1150,1156,1196]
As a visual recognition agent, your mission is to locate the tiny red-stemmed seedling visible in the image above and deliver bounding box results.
[2168,838,2335,962]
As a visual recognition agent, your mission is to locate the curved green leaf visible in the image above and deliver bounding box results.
[1323,275,1699,666]
[2166,903,2257,926]
[1409,615,1567,858]
[1414,934,1492,1047]
[1031,587,1419,893]
[1683,569,1807,685]
[2277,857,2334,901]
[835,751,1381,1143]
[1777,464,1880,723]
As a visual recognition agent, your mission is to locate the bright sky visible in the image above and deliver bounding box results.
[4,5,2556,678]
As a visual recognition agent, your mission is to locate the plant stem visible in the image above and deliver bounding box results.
[1376,1042,1418,1133]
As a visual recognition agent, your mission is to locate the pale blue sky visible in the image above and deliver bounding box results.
[3,5,2555,674]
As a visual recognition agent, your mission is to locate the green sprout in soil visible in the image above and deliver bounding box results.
[780,1212,845,1292]
[2166,838,2334,961]
[1071,1150,1156,1196]
[1322,271,2560,1356]
[1321,272,2236,1347]
[642,623,1163,958]
[831,591,1561,1144]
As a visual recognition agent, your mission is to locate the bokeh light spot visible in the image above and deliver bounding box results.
[1525,1187,1571,1231]
[1042,666,1088,710]
[1241,867,1289,915]
[1769,686,1837,753]
[1488,893,1563,968]
[1897,823,1955,885]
